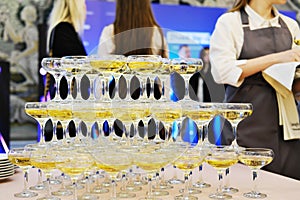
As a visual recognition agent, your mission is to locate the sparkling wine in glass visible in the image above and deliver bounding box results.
[238,148,274,199]
[41,57,63,101]
[205,145,238,199]
[8,148,38,198]
[25,102,49,148]
[169,58,203,100]
[174,144,207,200]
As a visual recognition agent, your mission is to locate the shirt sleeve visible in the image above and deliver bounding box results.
[209,12,244,87]
[97,24,115,56]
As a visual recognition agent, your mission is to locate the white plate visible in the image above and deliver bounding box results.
[0,165,14,172]
[0,173,14,180]
[0,153,8,160]
[0,161,11,167]
[0,170,14,177]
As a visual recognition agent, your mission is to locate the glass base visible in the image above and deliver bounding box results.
[78,193,99,200]
[139,197,162,200]
[91,186,109,194]
[36,196,61,200]
[125,184,143,192]
[193,181,211,188]
[14,190,38,198]
[222,186,239,194]
[152,182,174,190]
[149,189,169,196]
[179,188,201,195]
[174,194,198,200]
[29,183,46,191]
[49,179,62,185]
[51,189,73,196]
[243,191,267,199]
[117,191,136,198]
[168,178,184,185]
[209,192,232,199]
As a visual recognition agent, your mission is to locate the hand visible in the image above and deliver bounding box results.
[276,48,300,63]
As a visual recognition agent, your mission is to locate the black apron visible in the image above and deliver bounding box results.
[225,9,300,180]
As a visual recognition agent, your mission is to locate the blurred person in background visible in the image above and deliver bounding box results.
[97,0,169,139]
[210,0,300,180]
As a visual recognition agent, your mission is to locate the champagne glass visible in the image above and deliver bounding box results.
[93,148,133,200]
[174,144,208,200]
[156,58,171,101]
[89,55,126,101]
[215,103,253,148]
[238,148,274,199]
[56,152,96,200]
[111,100,151,146]
[31,148,67,200]
[25,102,49,148]
[41,57,63,101]
[94,101,114,144]
[127,55,162,100]
[181,101,215,189]
[214,103,253,193]
[47,101,73,149]
[8,148,38,198]
[72,101,96,145]
[169,58,203,100]
[205,145,238,199]
[150,101,182,144]
[60,56,90,101]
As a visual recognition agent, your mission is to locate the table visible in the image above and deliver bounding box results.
[0,163,299,200]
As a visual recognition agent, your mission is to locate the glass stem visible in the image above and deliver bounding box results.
[183,172,190,198]
[76,75,82,100]
[39,122,46,145]
[147,174,153,198]
[23,170,29,192]
[66,76,73,100]
[73,182,78,200]
[89,76,96,101]
[252,170,259,193]
[111,177,117,199]
[217,170,224,194]
[54,75,62,100]
[232,125,238,148]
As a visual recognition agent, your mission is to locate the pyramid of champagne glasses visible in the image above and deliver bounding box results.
[17,54,276,200]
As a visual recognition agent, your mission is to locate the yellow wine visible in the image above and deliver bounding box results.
[183,110,213,122]
[25,109,48,118]
[113,107,150,122]
[57,165,88,177]
[206,157,238,169]
[90,60,126,73]
[294,39,300,45]
[8,155,31,167]
[238,156,273,169]
[169,64,202,74]
[96,162,131,173]
[128,61,160,73]
[31,160,57,170]
[218,110,252,123]
[48,109,72,121]
[135,160,169,172]
[174,156,204,170]
[72,110,96,122]
[96,109,113,119]
[152,109,181,123]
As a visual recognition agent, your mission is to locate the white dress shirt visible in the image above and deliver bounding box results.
[209,5,300,87]
[97,24,168,56]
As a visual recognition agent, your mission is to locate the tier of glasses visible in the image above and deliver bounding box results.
[42,56,204,101]
[15,54,274,200]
